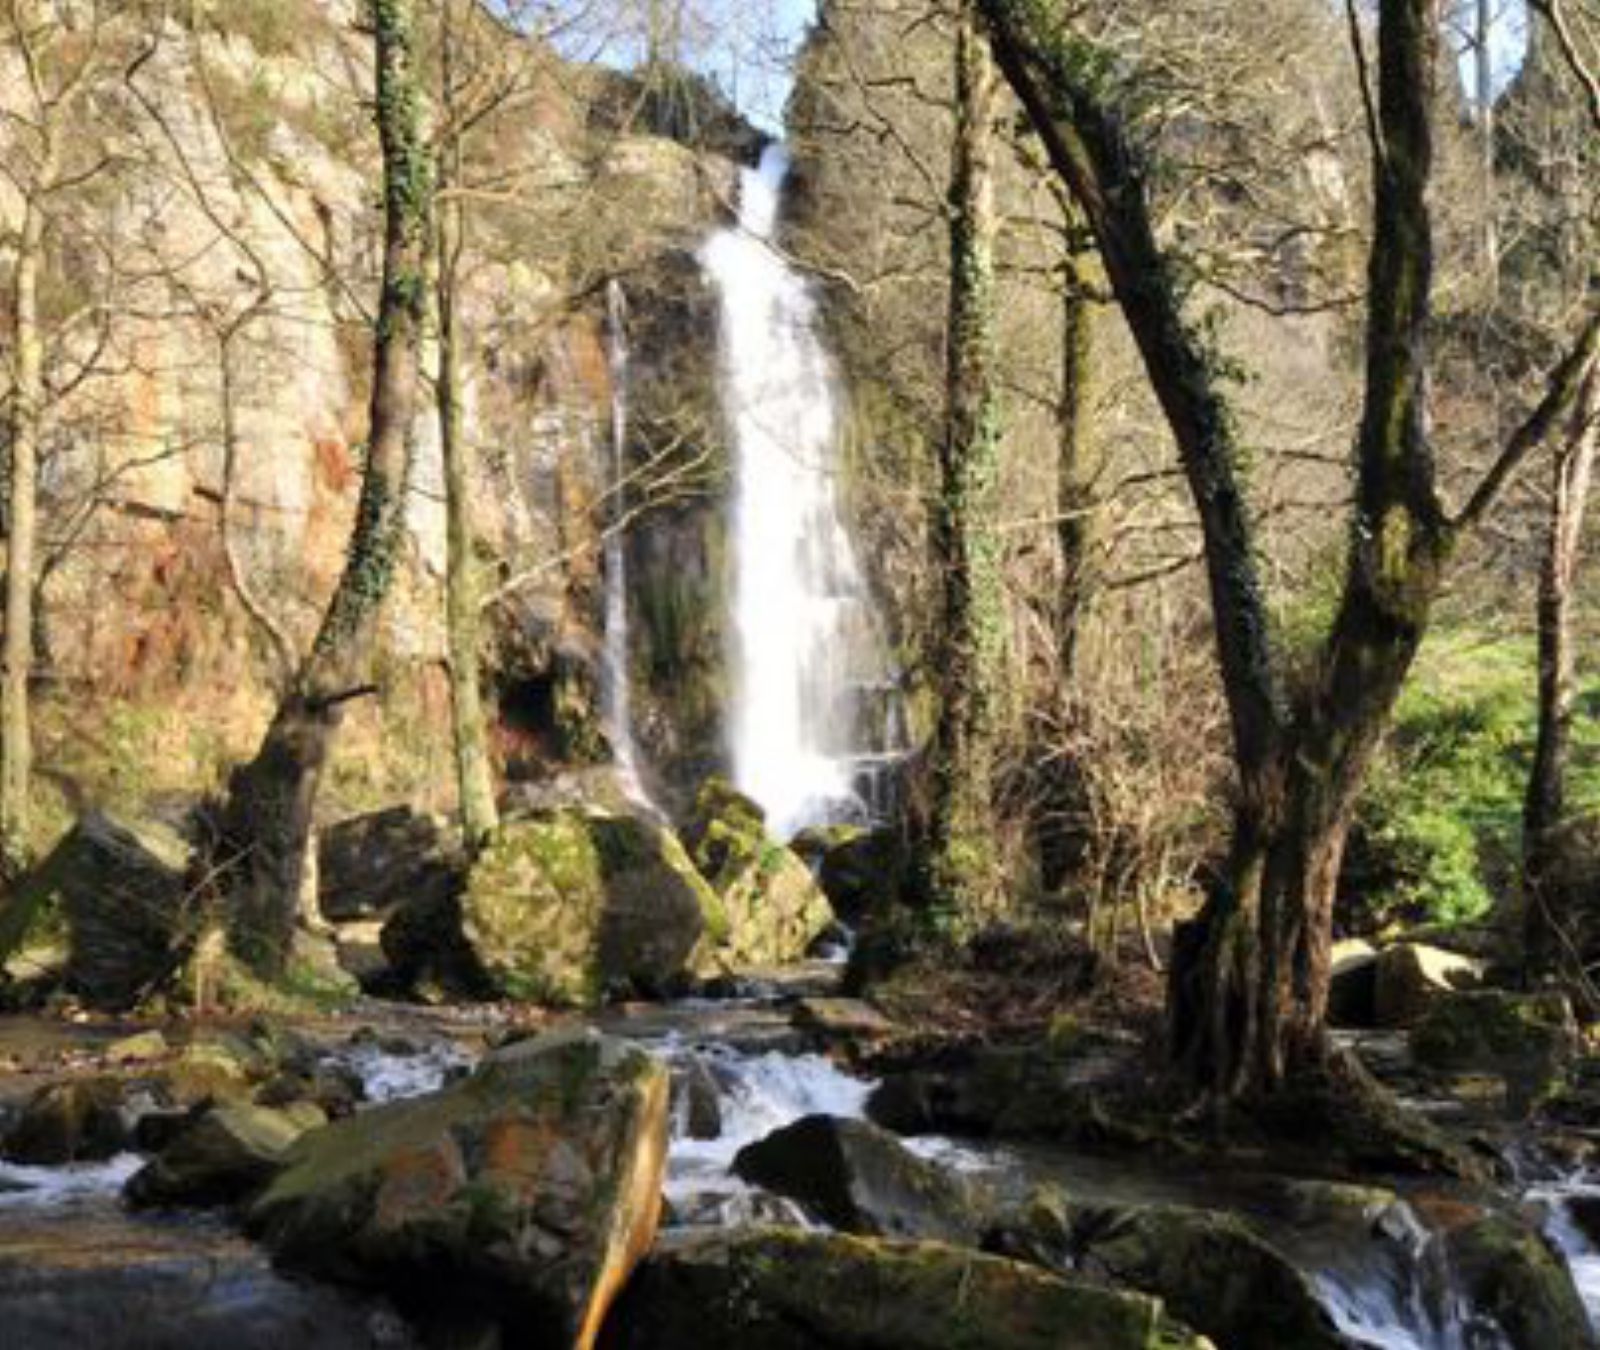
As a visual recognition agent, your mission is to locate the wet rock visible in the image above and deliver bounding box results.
[318,807,461,924]
[1411,990,1577,1113]
[436,809,717,1006]
[1372,943,1485,1028]
[1067,1203,1345,1350]
[0,1211,421,1350]
[250,1029,669,1350]
[670,1054,722,1141]
[792,824,907,922]
[732,1114,987,1245]
[126,1101,324,1209]
[1446,1210,1597,1350]
[0,812,191,1011]
[684,779,835,969]
[1,1077,129,1165]
[793,997,897,1050]
[162,1035,266,1106]
[607,1228,1209,1350]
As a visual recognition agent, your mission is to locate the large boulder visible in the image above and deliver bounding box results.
[126,1101,325,1209]
[1446,1211,1597,1350]
[792,825,907,922]
[1,1077,130,1165]
[732,1114,987,1245]
[607,1228,1209,1350]
[1372,943,1485,1028]
[249,1029,669,1350]
[1068,1204,1344,1350]
[684,779,834,968]
[317,807,460,925]
[1411,989,1577,1113]
[449,809,720,1005]
[0,811,191,1010]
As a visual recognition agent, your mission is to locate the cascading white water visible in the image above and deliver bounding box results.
[601,278,646,797]
[702,143,896,838]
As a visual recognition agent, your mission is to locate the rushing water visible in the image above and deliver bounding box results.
[601,278,648,801]
[701,143,900,838]
[1,1011,1590,1350]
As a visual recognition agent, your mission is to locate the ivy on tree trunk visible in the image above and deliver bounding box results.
[978,0,1599,1100]
[926,3,1007,926]
[218,0,432,975]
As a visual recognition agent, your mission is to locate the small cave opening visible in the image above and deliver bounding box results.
[493,672,561,783]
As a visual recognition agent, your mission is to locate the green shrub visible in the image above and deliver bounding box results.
[1340,632,1600,934]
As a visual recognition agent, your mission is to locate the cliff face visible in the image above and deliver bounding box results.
[0,0,743,834]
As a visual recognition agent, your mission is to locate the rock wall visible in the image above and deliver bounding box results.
[0,0,745,833]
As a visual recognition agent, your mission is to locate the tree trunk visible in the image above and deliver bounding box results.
[2,185,49,871]
[926,5,1005,923]
[1523,366,1599,975]
[1057,241,1097,681]
[435,40,499,851]
[978,0,1463,1099]
[219,0,431,974]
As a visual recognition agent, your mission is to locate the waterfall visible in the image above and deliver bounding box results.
[602,278,646,797]
[701,143,900,838]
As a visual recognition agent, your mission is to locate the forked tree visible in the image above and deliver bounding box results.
[977,0,1600,1101]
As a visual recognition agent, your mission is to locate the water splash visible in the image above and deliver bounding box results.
[701,143,900,838]
[601,277,648,801]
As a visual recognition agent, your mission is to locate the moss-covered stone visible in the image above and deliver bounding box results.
[1411,989,1577,1113]
[250,1030,668,1350]
[126,1101,324,1210]
[1,1077,130,1165]
[457,809,718,1006]
[684,778,834,969]
[1073,1204,1344,1350]
[1446,1211,1597,1350]
[608,1228,1208,1350]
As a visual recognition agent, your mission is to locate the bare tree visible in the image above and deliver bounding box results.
[0,0,128,869]
[978,0,1600,1101]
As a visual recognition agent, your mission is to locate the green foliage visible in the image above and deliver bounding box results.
[1343,632,1600,932]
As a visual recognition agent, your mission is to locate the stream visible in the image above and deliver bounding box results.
[3,983,1599,1349]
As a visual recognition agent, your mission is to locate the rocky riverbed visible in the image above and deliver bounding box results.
[1,964,1599,1349]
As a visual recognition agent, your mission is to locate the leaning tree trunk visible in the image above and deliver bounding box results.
[1523,366,1599,977]
[219,0,431,973]
[926,4,1006,924]
[1,182,50,873]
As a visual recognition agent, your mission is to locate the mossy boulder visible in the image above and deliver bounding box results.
[126,1101,324,1209]
[607,1228,1209,1350]
[1446,1211,1597,1350]
[684,778,834,969]
[1070,1204,1344,1350]
[732,1114,987,1245]
[1,1077,130,1165]
[1411,989,1577,1114]
[250,1029,669,1350]
[0,811,192,1011]
[456,809,720,1006]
